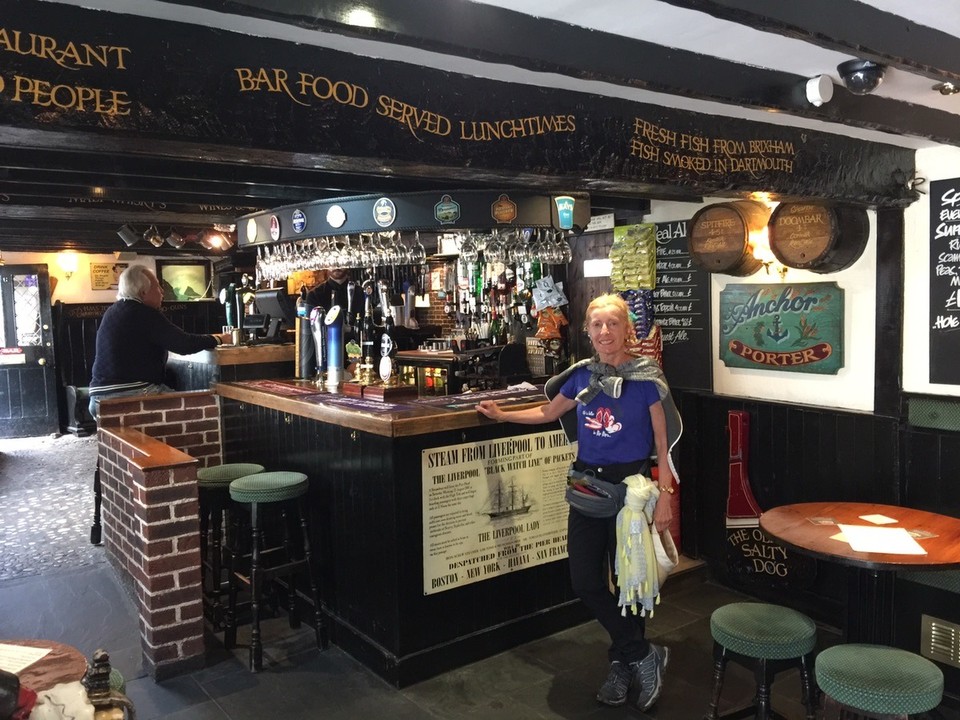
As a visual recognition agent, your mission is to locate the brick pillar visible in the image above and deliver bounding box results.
[97,391,221,679]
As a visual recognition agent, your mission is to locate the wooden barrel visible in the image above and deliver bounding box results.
[689,201,767,276]
[768,203,868,273]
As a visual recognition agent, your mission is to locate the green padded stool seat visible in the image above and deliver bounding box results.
[815,644,943,719]
[228,471,309,504]
[706,602,818,720]
[198,462,266,486]
[225,471,327,672]
[197,462,265,627]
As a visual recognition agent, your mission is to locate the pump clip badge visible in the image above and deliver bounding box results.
[291,209,307,234]
[554,196,575,230]
[373,197,396,228]
[434,194,461,225]
[491,194,517,224]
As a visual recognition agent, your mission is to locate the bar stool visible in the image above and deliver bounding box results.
[197,462,265,626]
[224,471,328,672]
[705,602,818,720]
[815,644,943,719]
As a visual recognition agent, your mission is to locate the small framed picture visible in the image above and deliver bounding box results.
[155,260,211,301]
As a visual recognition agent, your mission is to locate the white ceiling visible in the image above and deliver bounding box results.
[465,0,960,126]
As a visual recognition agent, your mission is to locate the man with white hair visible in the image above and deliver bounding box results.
[88,265,232,419]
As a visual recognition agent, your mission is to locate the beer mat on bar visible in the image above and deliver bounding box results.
[807,516,837,526]
[907,528,939,539]
[836,524,927,555]
[859,513,898,525]
[415,387,545,408]
[245,379,322,396]
[321,396,409,412]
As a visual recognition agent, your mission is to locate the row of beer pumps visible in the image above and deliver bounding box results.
[296,267,420,389]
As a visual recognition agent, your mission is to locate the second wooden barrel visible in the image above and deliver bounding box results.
[689,201,767,276]
[768,203,868,273]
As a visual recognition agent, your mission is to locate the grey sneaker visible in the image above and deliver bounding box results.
[634,643,670,711]
[596,660,634,706]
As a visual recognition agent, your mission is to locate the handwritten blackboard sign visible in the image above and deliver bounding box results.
[929,179,960,385]
[655,220,712,391]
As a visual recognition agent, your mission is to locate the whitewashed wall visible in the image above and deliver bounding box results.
[647,198,878,412]
[903,145,960,398]
[1,251,182,304]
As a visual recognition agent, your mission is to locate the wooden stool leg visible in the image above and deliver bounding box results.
[209,503,226,627]
[298,498,328,650]
[798,652,817,720]
[284,505,300,629]
[754,657,774,720]
[90,463,102,545]
[249,500,264,672]
[704,643,727,720]
[223,530,239,650]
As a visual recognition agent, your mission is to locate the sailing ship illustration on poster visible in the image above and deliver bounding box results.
[481,477,532,519]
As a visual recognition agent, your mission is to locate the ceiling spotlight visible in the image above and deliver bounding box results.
[199,229,236,251]
[805,74,834,107]
[165,230,186,248]
[117,225,139,247]
[837,59,885,95]
[934,81,960,96]
[143,225,164,248]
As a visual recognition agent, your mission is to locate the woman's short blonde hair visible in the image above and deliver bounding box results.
[584,293,638,346]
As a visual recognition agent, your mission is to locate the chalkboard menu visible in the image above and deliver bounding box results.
[929,178,960,385]
[655,220,712,391]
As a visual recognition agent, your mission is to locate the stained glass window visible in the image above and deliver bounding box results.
[13,274,41,347]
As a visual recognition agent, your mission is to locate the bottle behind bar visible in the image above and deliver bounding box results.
[362,306,376,362]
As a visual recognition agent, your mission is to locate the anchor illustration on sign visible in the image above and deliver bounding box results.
[766,314,789,343]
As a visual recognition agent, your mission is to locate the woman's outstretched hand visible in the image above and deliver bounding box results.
[476,400,502,421]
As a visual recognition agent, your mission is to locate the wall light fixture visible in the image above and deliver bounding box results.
[57,250,80,280]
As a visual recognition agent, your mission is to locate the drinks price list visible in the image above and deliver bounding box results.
[654,220,712,391]
[930,178,960,384]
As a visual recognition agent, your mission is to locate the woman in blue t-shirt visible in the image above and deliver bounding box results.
[477,293,675,712]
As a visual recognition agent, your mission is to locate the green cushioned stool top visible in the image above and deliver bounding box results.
[710,602,817,660]
[230,471,308,504]
[816,644,943,715]
[197,462,265,486]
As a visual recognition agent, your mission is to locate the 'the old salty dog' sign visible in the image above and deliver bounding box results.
[719,283,844,374]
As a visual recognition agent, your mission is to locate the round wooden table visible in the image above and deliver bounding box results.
[0,639,87,692]
[760,501,960,644]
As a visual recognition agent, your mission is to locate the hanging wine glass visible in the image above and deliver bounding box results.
[484,230,505,264]
[459,232,479,263]
[408,230,427,265]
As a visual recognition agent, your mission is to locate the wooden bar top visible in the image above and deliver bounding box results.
[214,379,548,438]
[169,343,296,367]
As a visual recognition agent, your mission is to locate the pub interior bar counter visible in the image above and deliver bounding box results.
[213,378,585,686]
[759,502,960,645]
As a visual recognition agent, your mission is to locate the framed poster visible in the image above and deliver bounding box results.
[719,282,844,374]
[89,262,127,291]
[156,260,211,301]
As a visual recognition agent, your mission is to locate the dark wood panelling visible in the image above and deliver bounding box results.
[874,208,905,417]
[678,391,902,626]
[220,399,587,685]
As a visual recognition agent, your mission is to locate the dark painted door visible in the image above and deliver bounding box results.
[0,265,58,437]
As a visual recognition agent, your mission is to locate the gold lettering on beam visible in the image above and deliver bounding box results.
[629,116,798,177]
[234,67,309,107]
[376,94,451,139]
[11,74,131,116]
[459,114,576,141]
[0,27,131,69]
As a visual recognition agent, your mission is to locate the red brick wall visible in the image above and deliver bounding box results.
[99,391,222,468]
[419,259,455,335]
[97,391,221,678]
